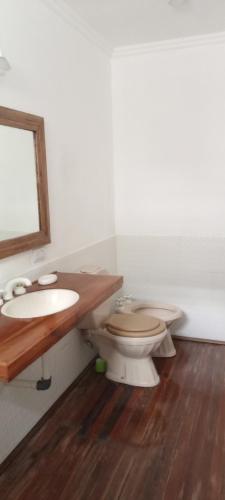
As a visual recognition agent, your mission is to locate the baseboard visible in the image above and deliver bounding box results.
[173,335,225,346]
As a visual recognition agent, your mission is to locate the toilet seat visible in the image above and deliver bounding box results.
[105,313,166,338]
[120,301,182,325]
[117,300,182,358]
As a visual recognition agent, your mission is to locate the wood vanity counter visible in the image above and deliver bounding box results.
[0,272,123,382]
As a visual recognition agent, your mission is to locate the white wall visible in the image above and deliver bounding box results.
[0,0,114,284]
[0,0,115,463]
[112,42,225,341]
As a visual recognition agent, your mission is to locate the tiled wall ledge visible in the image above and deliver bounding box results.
[116,235,225,342]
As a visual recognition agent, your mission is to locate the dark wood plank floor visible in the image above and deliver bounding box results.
[1,340,225,500]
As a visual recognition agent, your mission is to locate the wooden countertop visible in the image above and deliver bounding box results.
[0,272,123,382]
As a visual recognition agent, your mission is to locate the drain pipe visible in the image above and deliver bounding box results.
[7,355,52,391]
[79,329,95,348]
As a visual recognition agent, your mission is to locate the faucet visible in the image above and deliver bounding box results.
[3,277,32,301]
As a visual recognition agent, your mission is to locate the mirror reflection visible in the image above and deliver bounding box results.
[0,125,40,241]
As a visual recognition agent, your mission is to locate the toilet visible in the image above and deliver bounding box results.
[78,265,181,386]
[118,301,182,357]
[103,313,167,387]
[78,266,168,387]
[80,309,167,387]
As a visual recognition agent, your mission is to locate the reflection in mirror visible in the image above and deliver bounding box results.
[0,106,50,259]
[0,125,40,241]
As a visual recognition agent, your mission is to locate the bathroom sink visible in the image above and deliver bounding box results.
[1,289,79,319]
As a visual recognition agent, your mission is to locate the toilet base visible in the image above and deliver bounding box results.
[153,331,176,358]
[106,354,160,388]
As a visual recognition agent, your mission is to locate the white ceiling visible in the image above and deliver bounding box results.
[65,0,225,47]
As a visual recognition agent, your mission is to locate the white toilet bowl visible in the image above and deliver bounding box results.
[77,265,180,385]
[91,313,167,387]
[118,301,182,357]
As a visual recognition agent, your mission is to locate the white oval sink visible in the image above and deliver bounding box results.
[1,289,79,319]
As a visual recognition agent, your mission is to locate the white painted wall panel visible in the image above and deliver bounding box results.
[0,0,114,281]
[112,45,225,237]
[113,44,225,341]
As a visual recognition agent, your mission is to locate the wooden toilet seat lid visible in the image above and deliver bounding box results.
[105,313,166,338]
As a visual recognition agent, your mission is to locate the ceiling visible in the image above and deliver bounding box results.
[65,0,225,47]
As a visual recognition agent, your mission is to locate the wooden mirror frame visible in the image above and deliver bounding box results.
[0,106,51,259]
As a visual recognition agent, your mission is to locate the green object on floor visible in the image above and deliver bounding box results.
[95,357,107,373]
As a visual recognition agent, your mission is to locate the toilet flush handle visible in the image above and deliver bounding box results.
[115,295,134,311]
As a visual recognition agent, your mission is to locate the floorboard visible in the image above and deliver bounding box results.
[0,340,225,500]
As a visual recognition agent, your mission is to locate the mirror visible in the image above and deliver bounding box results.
[0,126,39,240]
[0,107,50,259]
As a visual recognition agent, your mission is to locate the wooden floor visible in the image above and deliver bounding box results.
[1,340,225,500]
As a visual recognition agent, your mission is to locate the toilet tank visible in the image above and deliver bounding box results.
[77,265,121,330]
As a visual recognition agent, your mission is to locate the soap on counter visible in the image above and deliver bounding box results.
[38,274,58,286]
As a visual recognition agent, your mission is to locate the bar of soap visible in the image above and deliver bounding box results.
[38,274,58,286]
